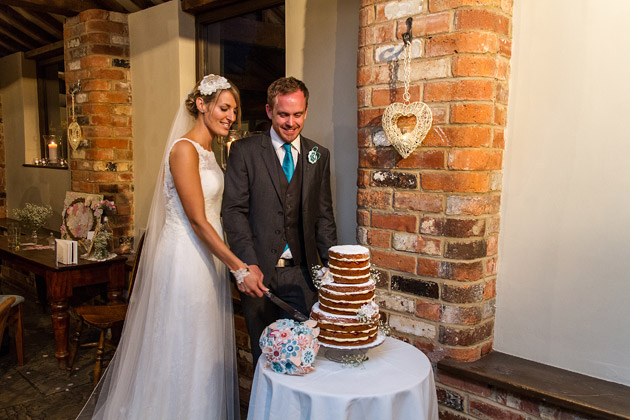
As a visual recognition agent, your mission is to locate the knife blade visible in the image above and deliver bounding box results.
[264,291,309,322]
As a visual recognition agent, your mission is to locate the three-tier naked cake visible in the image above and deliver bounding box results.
[310,245,380,347]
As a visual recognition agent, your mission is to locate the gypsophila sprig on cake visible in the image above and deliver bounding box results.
[311,265,333,290]
[199,74,230,96]
[13,203,53,233]
[378,320,391,336]
[356,302,379,324]
[369,267,381,284]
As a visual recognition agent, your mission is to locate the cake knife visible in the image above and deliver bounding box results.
[263,291,309,322]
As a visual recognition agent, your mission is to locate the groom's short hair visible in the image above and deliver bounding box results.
[267,77,309,109]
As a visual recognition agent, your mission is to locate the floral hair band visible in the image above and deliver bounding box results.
[199,74,231,96]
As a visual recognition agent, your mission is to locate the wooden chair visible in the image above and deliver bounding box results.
[0,294,25,366]
[67,233,145,385]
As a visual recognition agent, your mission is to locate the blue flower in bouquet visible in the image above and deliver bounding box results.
[301,349,315,365]
[274,319,296,330]
[283,360,297,375]
[271,361,284,373]
[282,340,300,358]
[292,324,311,336]
[259,334,274,349]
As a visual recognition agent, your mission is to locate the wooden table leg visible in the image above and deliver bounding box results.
[50,298,69,369]
[47,271,70,369]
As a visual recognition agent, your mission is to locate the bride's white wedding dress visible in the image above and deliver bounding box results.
[81,138,238,419]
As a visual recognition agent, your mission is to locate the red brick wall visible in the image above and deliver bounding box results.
[0,97,5,217]
[436,370,601,420]
[357,0,511,364]
[63,9,134,243]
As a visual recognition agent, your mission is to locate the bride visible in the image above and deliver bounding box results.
[78,75,265,419]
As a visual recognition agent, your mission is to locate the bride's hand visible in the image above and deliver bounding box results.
[237,265,267,298]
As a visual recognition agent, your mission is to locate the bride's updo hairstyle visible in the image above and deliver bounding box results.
[185,74,241,124]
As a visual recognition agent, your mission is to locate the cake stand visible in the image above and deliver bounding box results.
[320,333,387,363]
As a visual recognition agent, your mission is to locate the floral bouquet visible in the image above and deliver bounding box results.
[93,200,116,221]
[259,318,320,375]
[13,203,53,239]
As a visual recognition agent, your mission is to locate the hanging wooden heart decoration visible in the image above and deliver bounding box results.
[383,19,432,159]
[382,101,432,159]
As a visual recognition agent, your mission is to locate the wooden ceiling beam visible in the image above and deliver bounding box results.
[91,0,129,13]
[193,0,283,22]
[182,0,237,14]
[0,0,102,16]
[24,39,63,59]
[0,22,38,49]
[128,0,154,9]
[0,31,26,52]
[0,5,57,45]
[0,43,11,56]
[18,9,64,38]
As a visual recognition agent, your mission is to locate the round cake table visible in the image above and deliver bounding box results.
[247,337,439,420]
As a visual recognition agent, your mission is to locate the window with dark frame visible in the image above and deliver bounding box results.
[197,1,285,166]
[36,54,67,166]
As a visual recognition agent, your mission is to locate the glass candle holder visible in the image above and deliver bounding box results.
[43,134,59,164]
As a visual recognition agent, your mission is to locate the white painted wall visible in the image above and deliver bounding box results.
[286,0,360,244]
[0,52,71,229]
[129,0,196,238]
[497,0,630,385]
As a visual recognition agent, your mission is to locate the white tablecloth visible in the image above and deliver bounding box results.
[247,337,438,420]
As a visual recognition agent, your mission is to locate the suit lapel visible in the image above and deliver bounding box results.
[260,132,284,203]
[300,136,314,208]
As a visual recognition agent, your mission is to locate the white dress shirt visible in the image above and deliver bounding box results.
[270,127,300,259]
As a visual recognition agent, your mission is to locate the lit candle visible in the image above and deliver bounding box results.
[48,141,58,163]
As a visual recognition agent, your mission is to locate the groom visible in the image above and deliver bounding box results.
[222,77,337,364]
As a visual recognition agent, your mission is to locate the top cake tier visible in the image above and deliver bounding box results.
[328,245,370,260]
[328,245,371,284]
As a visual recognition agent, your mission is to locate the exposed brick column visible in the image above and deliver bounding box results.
[64,9,133,243]
[0,97,5,217]
[357,0,512,363]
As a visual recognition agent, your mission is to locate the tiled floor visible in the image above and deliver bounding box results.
[0,299,107,420]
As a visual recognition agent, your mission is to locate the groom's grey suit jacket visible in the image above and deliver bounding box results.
[221,131,337,285]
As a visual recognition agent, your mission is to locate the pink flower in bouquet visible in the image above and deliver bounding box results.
[93,200,116,219]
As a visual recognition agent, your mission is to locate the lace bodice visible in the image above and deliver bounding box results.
[163,138,224,234]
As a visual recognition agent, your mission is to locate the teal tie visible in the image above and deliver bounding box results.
[281,143,294,254]
[282,143,294,182]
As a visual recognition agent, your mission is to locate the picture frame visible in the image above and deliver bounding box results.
[60,192,103,240]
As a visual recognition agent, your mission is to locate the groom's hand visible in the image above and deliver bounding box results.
[239,265,267,298]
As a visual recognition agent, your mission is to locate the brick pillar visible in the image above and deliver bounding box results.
[357,0,512,363]
[0,96,5,217]
[63,9,133,243]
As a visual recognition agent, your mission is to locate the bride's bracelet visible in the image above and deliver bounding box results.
[230,266,250,285]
